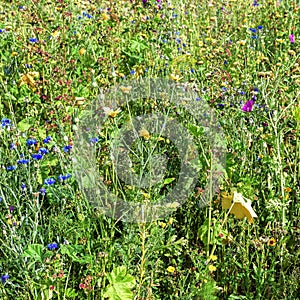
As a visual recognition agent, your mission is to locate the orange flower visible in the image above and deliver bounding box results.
[79,48,86,55]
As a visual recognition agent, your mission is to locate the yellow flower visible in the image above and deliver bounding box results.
[159,222,166,228]
[170,73,183,81]
[168,217,174,225]
[11,52,18,57]
[52,30,60,38]
[119,86,132,94]
[79,48,86,55]
[237,40,246,46]
[167,266,175,273]
[209,255,218,261]
[102,13,110,20]
[139,128,150,140]
[267,237,276,247]
[19,72,39,89]
[288,50,296,56]
[103,107,121,118]
[208,265,217,272]
[75,97,85,107]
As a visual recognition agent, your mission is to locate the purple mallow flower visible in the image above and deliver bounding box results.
[289,34,295,43]
[242,100,255,112]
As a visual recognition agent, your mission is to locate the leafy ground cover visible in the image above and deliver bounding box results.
[0,0,299,299]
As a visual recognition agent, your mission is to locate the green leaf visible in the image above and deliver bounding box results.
[164,178,175,185]
[18,118,33,132]
[22,244,43,263]
[103,266,136,300]
[60,244,93,264]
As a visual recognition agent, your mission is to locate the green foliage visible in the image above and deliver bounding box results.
[103,266,136,300]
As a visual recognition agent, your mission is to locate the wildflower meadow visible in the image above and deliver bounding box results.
[0,0,299,299]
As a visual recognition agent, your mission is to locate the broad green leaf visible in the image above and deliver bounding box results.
[103,266,136,300]
[23,244,43,262]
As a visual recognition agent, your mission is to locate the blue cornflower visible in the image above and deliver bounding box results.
[1,274,9,283]
[217,104,225,108]
[253,0,259,6]
[63,145,72,152]
[0,29,5,33]
[90,137,99,143]
[224,60,228,65]
[10,143,17,150]
[17,159,30,164]
[221,87,227,91]
[6,165,17,171]
[25,64,32,68]
[254,87,259,92]
[27,139,37,146]
[32,153,43,160]
[21,183,26,191]
[29,37,38,43]
[252,35,258,39]
[40,188,46,195]
[43,136,51,144]
[257,25,263,29]
[190,68,195,73]
[130,70,135,75]
[1,118,11,128]
[47,243,58,250]
[78,15,82,20]
[19,5,25,9]
[249,28,257,33]
[38,148,49,155]
[44,178,56,185]
[58,174,71,181]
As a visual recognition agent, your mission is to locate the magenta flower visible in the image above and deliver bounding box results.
[289,34,295,43]
[242,100,255,112]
